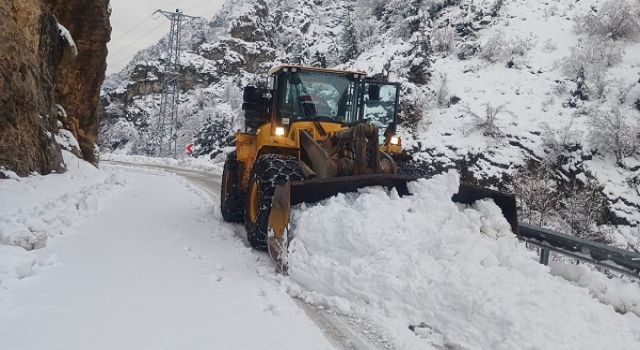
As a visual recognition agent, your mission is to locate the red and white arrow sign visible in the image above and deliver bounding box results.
[185,143,194,155]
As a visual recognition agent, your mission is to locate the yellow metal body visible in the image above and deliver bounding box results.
[235,121,348,192]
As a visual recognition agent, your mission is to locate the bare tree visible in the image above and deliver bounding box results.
[511,164,559,226]
[612,78,638,105]
[434,73,450,107]
[560,180,607,242]
[587,107,639,164]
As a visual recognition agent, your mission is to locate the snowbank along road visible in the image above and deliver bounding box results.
[2,160,640,350]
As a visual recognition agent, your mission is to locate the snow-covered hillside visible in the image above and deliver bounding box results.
[101,0,640,246]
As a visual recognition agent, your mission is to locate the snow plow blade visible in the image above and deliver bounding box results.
[268,175,518,271]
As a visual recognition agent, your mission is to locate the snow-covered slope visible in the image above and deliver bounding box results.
[101,0,640,245]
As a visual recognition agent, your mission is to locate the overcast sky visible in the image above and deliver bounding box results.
[107,0,225,75]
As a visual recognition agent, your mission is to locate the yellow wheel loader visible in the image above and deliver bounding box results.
[220,65,518,271]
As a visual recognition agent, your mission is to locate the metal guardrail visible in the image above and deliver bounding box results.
[518,223,640,279]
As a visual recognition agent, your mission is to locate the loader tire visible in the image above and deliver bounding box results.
[397,161,429,177]
[221,151,244,223]
[244,154,303,250]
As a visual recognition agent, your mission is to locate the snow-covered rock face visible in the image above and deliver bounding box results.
[102,0,640,241]
[47,0,112,165]
[286,172,640,350]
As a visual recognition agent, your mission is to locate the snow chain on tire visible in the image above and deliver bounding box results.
[244,154,303,250]
[397,161,429,177]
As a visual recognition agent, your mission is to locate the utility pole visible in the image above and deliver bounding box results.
[153,9,198,158]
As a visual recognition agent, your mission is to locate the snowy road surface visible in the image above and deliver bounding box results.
[0,162,337,350]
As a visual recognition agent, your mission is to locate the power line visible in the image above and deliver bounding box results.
[110,0,187,45]
[111,15,155,44]
[185,0,215,13]
[165,0,188,9]
[110,0,185,43]
[110,19,169,59]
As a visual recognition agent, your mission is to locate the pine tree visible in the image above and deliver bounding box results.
[407,31,433,84]
[339,13,359,63]
[287,39,307,65]
[312,51,327,68]
[404,0,423,34]
[572,67,589,101]
[193,116,233,158]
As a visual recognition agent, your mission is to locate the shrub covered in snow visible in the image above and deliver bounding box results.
[463,103,509,138]
[575,0,640,41]
[100,119,140,151]
[480,30,536,64]
[541,122,583,168]
[587,107,639,163]
[562,37,624,101]
[399,85,429,136]
[431,25,456,54]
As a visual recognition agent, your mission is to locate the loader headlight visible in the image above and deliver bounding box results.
[390,136,400,145]
[274,126,286,136]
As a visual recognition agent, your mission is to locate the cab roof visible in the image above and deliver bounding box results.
[267,64,367,77]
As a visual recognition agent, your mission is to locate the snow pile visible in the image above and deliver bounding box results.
[0,246,36,289]
[550,261,640,317]
[286,172,640,350]
[0,151,127,288]
[102,153,225,175]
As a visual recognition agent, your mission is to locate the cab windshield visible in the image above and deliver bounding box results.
[275,71,360,124]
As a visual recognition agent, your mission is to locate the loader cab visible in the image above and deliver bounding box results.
[272,66,363,125]
[241,65,402,147]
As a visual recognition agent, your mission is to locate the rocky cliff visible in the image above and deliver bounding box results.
[0,0,110,176]
[45,0,112,164]
[0,0,65,175]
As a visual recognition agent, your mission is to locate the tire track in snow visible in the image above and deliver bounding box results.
[103,160,393,350]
